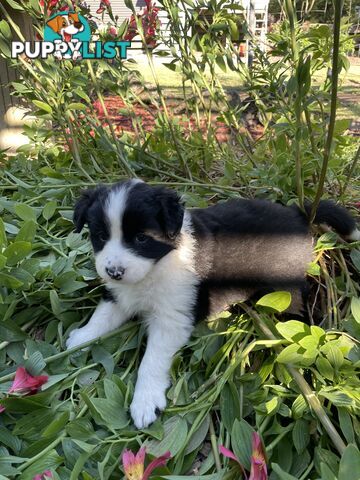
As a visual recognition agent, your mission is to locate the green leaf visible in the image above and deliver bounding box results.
[91,346,114,377]
[338,407,355,444]
[16,220,37,243]
[0,272,23,288]
[276,344,303,365]
[90,398,128,429]
[350,297,360,324]
[320,463,337,480]
[292,419,310,454]
[316,356,334,381]
[24,351,46,376]
[147,416,188,457]
[32,100,53,114]
[276,320,310,342]
[4,241,32,266]
[220,381,240,431]
[292,394,308,419]
[350,250,360,272]
[0,20,11,39]
[257,291,291,312]
[338,444,360,480]
[271,464,298,480]
[0,218,7,247]
[68,102,87,111]
[42,201,57,220]
[14,203,37,222]
[231,419,254,471]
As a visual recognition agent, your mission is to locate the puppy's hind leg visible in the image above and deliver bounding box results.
[66,298,129,349]
[130,313,193,429]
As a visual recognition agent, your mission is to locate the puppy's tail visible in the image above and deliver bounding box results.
[305,200,360,241]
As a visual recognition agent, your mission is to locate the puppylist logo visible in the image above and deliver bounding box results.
[11,11,131,61]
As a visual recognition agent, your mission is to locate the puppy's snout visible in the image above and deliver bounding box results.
[106,266,125,280]
[74,21,82,29]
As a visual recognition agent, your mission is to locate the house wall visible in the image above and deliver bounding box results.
[0,6,34,151]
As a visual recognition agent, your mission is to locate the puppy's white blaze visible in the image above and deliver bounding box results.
[349,228,360,241]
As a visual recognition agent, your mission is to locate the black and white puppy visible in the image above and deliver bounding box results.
[66,179,359,428]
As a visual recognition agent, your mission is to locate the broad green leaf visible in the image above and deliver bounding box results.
[271,464,298,480]
[24,351,46,376]
[338,407,355,444]
[16,220,37,243]
[231,419,254,471]
[276,320,310,342]
[316,356,334,381]
[68,102,87,111]
[292,419,310,454]
[276,344,303,365]
[42,201,57,220]
[0,20,11,39]
[92,346,114,377]
[220,381,240,431]
[320,463,337,480]
[90,398,128,429]
[14,203,37,222]
[185,414,210,455]
[350,297,360,324]
[338,444,360,480]
[0,272,23,288]
[41,411,70,438]
[256,291,291,312]
[147,416,188,457]
[292,394,308,419]
[32,100,53,114]
[350,250,360,272]
[4,241,32,266]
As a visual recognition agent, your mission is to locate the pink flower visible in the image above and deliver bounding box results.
[33,470,53,480]
[219,432,268,480]
[8,367,48,394]
[107,25,117,37]
[96,0,111,14]
[0,405,5,413]
[249,432,267,480]
[122,447,171,480]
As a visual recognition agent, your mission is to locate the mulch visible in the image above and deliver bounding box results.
[93,97,264,142]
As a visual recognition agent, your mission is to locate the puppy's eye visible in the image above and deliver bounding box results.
[135,233,148,244]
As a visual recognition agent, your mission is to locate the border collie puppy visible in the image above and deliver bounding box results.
[67,179,359,428]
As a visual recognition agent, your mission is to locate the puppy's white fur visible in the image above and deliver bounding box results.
[67,183,198,428]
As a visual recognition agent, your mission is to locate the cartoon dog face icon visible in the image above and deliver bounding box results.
[46,13,85,59]
[46,13,84,42]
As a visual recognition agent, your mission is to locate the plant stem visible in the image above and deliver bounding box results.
[241,304,346,455]
[210,415,222,472]
[310,0,344,222]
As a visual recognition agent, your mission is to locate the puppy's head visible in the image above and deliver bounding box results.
[74,180,184,285]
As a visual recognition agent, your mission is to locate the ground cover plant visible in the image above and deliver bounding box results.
[0,0,359,478]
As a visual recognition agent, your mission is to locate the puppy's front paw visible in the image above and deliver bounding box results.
[66,327,96,350]
[130,385,167,429]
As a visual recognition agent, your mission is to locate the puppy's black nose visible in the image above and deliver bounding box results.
[106,266,125,280]
[74,22,82,29]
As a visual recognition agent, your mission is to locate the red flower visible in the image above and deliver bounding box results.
[122,447,171,480]
[96,0,111,14]
[219,432,268,480]
[9,367,48,394]
[33,470,53,480]
[107,25,117,37]
[249,432,267,480]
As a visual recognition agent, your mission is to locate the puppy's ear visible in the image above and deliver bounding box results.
[155,188,184,239]
[46,15,62,33]
[73,187,104,233]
